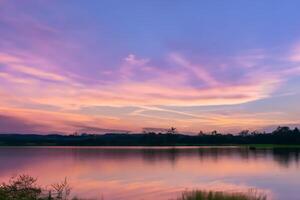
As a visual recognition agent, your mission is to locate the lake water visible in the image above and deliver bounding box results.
[0,146,300,200]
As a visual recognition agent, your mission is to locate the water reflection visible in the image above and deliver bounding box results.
[0,146,299,199]
[1,146,297,167]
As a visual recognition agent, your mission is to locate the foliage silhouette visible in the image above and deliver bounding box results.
[176,190,267,200]
[0,126,300,146]
[0,175,73,200]
[0,175,268,200]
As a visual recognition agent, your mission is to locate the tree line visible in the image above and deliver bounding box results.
[0,126,300,146]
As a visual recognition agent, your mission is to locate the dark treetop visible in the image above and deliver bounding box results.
[0,126,299,146]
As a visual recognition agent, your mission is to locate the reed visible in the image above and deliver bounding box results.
[176,190,267,200]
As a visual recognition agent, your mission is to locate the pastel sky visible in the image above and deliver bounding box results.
[1,0,300,134]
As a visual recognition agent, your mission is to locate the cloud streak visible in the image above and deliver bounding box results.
[0,1,300,133]
[0,48,298,133]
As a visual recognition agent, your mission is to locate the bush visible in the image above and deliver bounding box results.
[0,175,42,200]
[0,175,73,200]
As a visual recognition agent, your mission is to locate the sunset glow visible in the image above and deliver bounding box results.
[1,0,300,134]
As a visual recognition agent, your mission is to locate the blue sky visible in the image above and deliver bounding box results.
[0,0,300,134]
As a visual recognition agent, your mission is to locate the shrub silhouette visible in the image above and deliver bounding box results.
[0,175,72,200]
[0,175,42,200]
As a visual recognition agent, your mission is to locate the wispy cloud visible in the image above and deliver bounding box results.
[0,47,298,133]
[124,54,149,66]
[289,42,300,62]
[0,114,46,134]
[169,53,219,86]
[0,1,300,133]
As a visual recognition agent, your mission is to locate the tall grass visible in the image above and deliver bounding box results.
[176,190,267,200]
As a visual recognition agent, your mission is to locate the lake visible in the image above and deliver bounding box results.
[0,146,299,200]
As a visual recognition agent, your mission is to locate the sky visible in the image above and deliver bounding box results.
[0,0,300,134]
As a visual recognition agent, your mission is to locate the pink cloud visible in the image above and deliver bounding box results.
[169,53,219,86]
[0,12,299,134]
[0,49,293,133]
[124,54,149,66]
[289,43,300,62]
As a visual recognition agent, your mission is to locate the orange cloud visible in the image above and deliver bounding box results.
[0,49,298,133]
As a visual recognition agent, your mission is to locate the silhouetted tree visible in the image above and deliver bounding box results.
[273,126,291,134]
[198,130,205,136]
[250,130,260,135]
[167,127,177,135]
[1,126,300,146]
[211,130,218,135]
[239,130,250,137]
[293,127,300,134]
